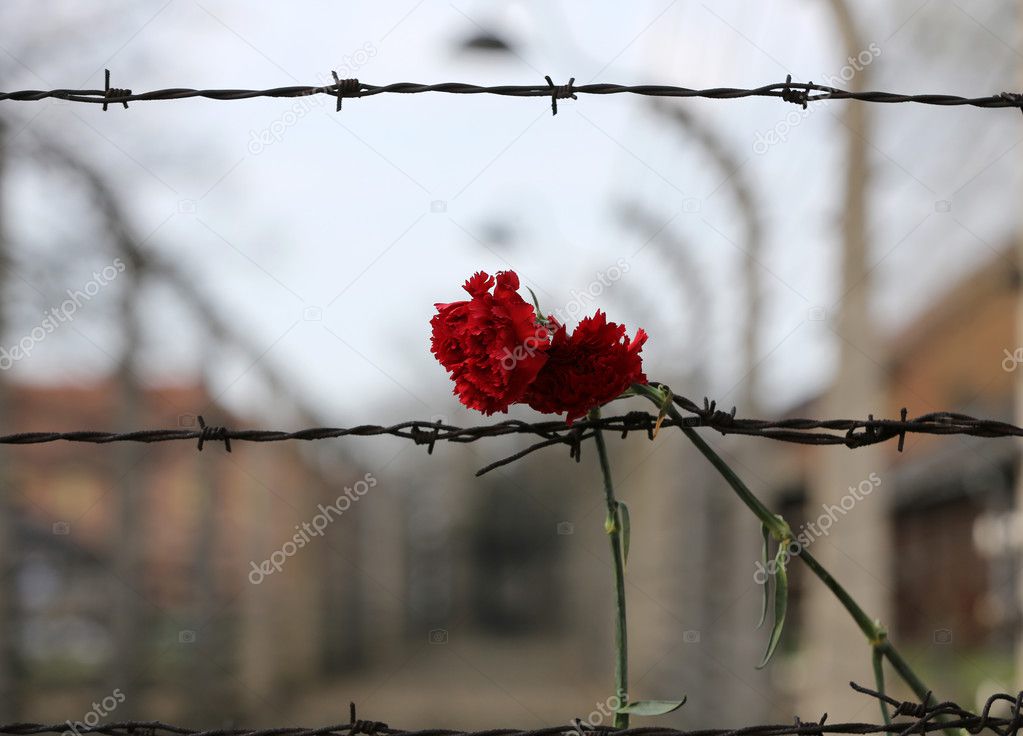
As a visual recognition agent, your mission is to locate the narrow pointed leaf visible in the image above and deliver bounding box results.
[756,550,788,669]
[616,698,686,716]
[872,648,891,725]
[757,523,770,629]
[618,500,631,566]
[652,387,674,437]
[526,286,545,321]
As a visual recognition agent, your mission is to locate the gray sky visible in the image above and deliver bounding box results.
[1,0,1020,427]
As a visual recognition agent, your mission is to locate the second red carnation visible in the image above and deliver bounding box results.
[524,310,648,424]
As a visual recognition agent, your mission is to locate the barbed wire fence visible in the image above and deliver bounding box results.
[0,391,1017,476]
[4,71,1023,116]
[0,684,1020,736]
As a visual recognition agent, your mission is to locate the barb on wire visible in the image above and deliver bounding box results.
[1,392,1022,475]
[781,73,809,109]
[102,69,130,111]
[545,75,577,115]
[349,702,388,736]
[331,71,360,111]
[0,683,1019,736]
[196,415,231,453]
[3,72,1023,116]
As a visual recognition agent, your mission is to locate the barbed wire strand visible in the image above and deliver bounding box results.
[2,389,1022,476]
[3,72,1023,116]
[1,683,1020,736]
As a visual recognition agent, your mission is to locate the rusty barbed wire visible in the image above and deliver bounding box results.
[0,683,1019,736]
[0,388,1020,476]
[3,71,1023,116]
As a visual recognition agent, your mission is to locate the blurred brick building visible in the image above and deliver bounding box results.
[758,249,1020,712]
[5,381,366,722]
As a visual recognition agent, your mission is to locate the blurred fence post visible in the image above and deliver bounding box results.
[0,116,19,720]
[800,0,888,718]
[109,233,145,715]
[644,100,767,723]
[1016,0,1023,690]
[187,365,229,722]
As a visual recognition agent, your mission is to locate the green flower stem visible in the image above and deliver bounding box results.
[589,407,629,729]
[631,384,942,713]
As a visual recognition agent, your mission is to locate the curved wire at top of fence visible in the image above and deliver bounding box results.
[3,71,1023,116]
[1,684,1020,736]
[0,391,1020,475]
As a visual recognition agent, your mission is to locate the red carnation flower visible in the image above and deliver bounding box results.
[524,311,647,423]
[430,270,554,415]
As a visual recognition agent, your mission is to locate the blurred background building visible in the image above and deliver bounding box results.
[0,0,1021,730]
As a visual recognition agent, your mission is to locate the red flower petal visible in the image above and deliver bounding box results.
[431,271,552,415]
[524,310,648,423]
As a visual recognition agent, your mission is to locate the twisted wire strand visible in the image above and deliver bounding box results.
[3,684,1021,736]
[3,76,1023,114]
[0,393,1019,475]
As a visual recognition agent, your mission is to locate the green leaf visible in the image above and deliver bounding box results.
[526,286,545,320]
[652,387,674,437]
[757,523,770,629]
[872,648,891,725]
[756,548,788,669]
[618,500,631,566]
[616,698,686,716]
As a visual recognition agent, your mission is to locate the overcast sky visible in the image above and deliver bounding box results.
[0,0,1020,428]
